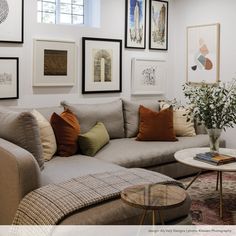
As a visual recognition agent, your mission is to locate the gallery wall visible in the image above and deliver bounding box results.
[0,0,173,107]
[171,0,236,148]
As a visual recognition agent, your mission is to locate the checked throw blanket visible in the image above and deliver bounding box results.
[13,168,183,225]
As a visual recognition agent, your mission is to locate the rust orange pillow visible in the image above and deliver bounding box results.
[136,105,177,141]
[50,109,80,157]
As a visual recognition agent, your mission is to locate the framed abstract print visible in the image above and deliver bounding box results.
[82,37,122,94]
[0,0,24,43]
[125,0,146,49]
[131,58,166,95]
[0,57,19,99]
[187,23,220,84]
[33,39,76,87]
[149,0,168,50]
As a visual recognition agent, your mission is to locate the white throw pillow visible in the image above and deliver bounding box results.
[32,109,57,161]
[160,102,196,137]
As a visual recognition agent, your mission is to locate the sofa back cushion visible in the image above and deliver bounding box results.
[122,99,160,138]
[61,99,125,139]
[0,109,44,169]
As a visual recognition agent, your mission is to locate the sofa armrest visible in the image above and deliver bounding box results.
[0,138,41,225]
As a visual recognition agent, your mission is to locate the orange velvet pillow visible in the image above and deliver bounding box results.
[136,105,177,141]
[50,109,80,157]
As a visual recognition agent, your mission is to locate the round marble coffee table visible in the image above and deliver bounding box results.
[121,183,186,225]
[174,147,236,218]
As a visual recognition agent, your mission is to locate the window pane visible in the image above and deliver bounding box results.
[37,12,42,22]
[72,0,83,5]
[72,5,83,15]
[37,1,42,11]
[61,0,72,4]
[73,15,83,24]
[60,14,72,24]
[60,4,71,14]
[43,2,56,12]
[45,0,56,2]
[42,12,56,23]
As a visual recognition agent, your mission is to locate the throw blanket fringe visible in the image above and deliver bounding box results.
[13,168,184,225]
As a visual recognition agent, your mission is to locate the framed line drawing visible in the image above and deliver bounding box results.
[33,39,76,87]
[131,58,166,95]
[187,23,220,84]
[149,0,168,50]
[0,0,24,43]
[0,57,19,99]
[125,0,146,49]
[82,37,122,94]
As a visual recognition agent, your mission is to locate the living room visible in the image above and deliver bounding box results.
[0,0,236,235]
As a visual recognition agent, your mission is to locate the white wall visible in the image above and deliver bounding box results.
[171,0,236,148]
[0,0,173,108]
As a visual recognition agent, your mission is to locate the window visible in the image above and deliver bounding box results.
[37,0,84,25]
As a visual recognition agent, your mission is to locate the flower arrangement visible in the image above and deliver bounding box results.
[183,80,236,130]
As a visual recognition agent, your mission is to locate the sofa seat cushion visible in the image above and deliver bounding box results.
[41,155,125,185]
[95,135,210,168]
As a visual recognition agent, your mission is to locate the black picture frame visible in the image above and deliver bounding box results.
[125,0,146,49]
[0,0,24,43]
[0,57,19,100]
[82,37,122,94]
[149,0,168,50]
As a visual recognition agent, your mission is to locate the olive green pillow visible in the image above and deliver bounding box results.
[79,122,110,157]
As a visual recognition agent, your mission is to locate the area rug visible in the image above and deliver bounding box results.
[180,172,236,225]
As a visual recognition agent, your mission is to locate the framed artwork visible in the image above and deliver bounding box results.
[131,58,166,95]
[149,0,168,50]
[187,23,220,84]
[125,0,146,49]
[0,0,24,43]
[82,37,122,94]
[0,57,19,99]
[33,39,76,87]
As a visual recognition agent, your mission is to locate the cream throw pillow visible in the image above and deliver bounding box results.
[160,102,196,137]
[32,109,57,161]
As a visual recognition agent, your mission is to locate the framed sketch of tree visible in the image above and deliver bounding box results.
[82,37,122,94]
[125,0,146,49]
[0,0,24,43]
[0,57,19,99]
[187,23,220,84]
[149,0,168,50]
[131,58,166,95]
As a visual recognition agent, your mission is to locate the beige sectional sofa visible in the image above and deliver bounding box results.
[0,99,218,225]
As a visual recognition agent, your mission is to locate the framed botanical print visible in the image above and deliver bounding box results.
[125,0,146,49]
[149,0,168,50]
[187,23,220,84]
[82,37,122,94]
[33,39,76,87]
[0,57,19,99]
[131,58,166,95]
[0,0,24,43]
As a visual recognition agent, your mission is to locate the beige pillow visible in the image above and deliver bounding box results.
[160,102,196,137]
[32,109,57,161]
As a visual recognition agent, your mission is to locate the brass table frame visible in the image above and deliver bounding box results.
[139,209,165,225]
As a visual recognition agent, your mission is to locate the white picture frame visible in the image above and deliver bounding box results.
[33,39,76,87]
[131,58,166,95]
[0,0,24,43]
[187,23,220,84]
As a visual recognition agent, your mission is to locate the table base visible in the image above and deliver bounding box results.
[139,210,165,225]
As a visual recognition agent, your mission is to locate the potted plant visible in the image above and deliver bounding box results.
[183,80,236,152]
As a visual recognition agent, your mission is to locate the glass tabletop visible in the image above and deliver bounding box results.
[121,184,187,210]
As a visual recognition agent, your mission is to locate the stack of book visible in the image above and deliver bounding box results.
[194,152,236,165]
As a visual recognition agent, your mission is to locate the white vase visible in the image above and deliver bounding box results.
[206,128,222,153]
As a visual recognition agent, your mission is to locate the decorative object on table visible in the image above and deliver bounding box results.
[131,58,165,95]
[0,0,24,43]
[0,57,19,99]
[33,39,76,87]
[149,0,168,50]
[125,0,146,49]
[183,80,236,152]
[82,37,122,94]
[187,23,220,84]
[194,152,236,166]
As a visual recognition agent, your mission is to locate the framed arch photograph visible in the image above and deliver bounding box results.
[82,37,122,94]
